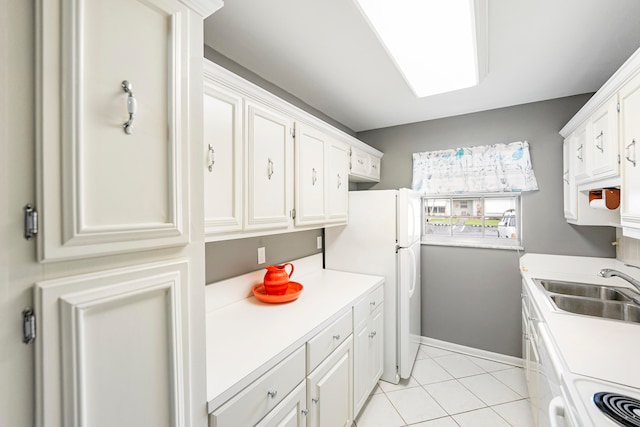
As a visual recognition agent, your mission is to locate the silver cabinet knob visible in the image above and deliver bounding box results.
[267,390,277,399]
[312,397,319,404]
[332,334,340,340]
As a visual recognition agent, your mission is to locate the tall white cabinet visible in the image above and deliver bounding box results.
[33,0,222,426]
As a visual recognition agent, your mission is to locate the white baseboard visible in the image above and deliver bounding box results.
[420,336,524,368]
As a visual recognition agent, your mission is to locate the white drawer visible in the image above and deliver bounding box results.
[306,310,352,374]
[353,285,384,328]
[210,346,305,427]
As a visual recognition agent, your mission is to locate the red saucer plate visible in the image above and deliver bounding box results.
[252,281,304,303]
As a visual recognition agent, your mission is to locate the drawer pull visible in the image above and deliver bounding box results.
[312,397,319,404]
[267,390,278,399]
[370,301,376,306]
[301,409,309,416]
[369,331,377,339]
[332,334,341,340]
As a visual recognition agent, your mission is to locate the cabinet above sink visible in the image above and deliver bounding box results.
[560,46,640,236]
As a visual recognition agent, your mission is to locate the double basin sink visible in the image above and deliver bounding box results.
[533,279,640,324]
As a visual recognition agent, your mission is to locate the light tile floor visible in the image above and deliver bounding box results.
[354,345,535,427]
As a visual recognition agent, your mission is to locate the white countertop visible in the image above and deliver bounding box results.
[520,253,640,388]
[205,254,384,412]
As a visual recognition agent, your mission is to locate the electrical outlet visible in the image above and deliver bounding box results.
[317,236,323,250]
[257,247,266,264]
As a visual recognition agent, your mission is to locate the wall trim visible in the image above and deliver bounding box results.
[420,336,525,368]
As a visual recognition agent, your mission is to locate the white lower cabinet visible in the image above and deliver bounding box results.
[353,286,384,416]
[306,337,354,427]
[256,382,307,427]
[210,347,306,427]
[209,309,364,427]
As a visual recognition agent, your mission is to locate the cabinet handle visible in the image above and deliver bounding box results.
[576,144,583,161]
[312,168,317,185]
[301,409,309,416]
[312,397,319,404]
[625,139,637,167]
[337,173,341,189]
[267,158,274,179]
[370,301,376,306]
[332,334,340,340]
[207,144,215,172]
[267,390,278,399]
[595,131,604,152]
[369,331,377,338]
[372,163,377,170]
[121,80,137,135]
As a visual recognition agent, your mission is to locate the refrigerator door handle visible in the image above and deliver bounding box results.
[407,246,417,298]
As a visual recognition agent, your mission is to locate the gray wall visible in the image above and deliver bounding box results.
[357,94,617,357]
[205,229,323,283]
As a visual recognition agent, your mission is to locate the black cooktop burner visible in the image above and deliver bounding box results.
[594,392,640,427]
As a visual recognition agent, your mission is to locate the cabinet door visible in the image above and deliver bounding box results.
[203,80,243,235]
[325,139,349,223]
[34,261,190,427]
[369,306,384,391]
[353,305,383,417]
[37,0,191,261]
[256,382,307,427]
[352,322,370,415]
[573,124,590,182]
[590,97,620,179]
[620,72,640,229]
[349,147,370,178]
[307,337,353,427]
[295,124,326,225]
[245,102,294,230]
[563,138,578,221]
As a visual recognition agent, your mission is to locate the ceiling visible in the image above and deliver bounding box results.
[204,0,640,133]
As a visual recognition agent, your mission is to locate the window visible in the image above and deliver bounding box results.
[422,194,522,250]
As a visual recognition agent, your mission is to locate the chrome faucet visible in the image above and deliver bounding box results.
[598,267,640,293]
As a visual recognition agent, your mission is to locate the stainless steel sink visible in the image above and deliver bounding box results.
[550,294,640,323]
[536,279,636,301]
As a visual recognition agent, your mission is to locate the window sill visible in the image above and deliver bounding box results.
[421,239,524,251]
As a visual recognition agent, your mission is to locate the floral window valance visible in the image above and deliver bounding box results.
[412,141,539,195]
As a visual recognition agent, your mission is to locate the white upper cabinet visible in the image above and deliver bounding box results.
[294,124,349,226]
[563,138,578,221]
[295,123,327,225]
[349,146,381,182]
[559,46,640,228]
[37,0,194,261]
[202,59,382,240]
[590,97,620,179]
[620,72,640,235]
[325,139,349,223]
[245,101,294,231]
[572,123,590,183]
[203,81,243,235]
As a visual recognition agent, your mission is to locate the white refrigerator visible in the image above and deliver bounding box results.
[325,188,422,384]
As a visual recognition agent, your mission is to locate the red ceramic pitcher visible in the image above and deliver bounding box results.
[263,263,295,295]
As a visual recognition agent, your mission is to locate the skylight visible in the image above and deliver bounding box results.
[352,0,486,98]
